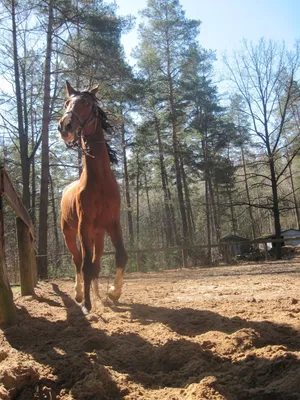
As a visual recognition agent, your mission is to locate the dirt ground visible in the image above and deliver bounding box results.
[1,260,300,400]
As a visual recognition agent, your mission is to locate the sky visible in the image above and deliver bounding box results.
[115,0,300,77]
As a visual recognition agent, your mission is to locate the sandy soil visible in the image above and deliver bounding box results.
[1,260,300,399]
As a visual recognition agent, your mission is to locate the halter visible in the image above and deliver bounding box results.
[66,95,99,134]
[64,94,100,157]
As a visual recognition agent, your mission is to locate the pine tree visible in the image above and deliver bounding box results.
[137,0,201,244]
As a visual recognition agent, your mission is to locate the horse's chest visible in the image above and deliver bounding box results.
[89,193,118,225]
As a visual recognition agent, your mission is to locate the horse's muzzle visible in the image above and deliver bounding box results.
[58,124,74,143]
[58,118,72,140]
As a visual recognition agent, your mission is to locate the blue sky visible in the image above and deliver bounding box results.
[116,0,300,73]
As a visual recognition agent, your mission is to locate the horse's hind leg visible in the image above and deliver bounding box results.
[106,221,128,303]
[62,223,82,303]
[91,229,105,307]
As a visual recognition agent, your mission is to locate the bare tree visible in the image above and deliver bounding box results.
[225,38,300,258]
[38,0,54,279]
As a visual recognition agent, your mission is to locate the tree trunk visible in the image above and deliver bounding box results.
[205,179,212,266]
[16,217,35,296]
[207,175,221,242]
[154,116,175,246]
[11,0,30,210]
[202,138,221,242]
[75,5,83,177]
[180,156,195,241]
[121,122,134,246]
[241,146,256,238]
[136,154,140,247]
[30,90,36,226]
[38,1,54,279]
[165,173,179,245]
[170,111,188,243]
[227,182,237,235]
[49,173,60,270]
[269,157,282,259]
[166,43,188,243]
[144,171,153,233]
[286,149,300,230]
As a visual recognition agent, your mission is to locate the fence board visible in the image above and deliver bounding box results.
[0,168,35,241]
[0,195,17,325]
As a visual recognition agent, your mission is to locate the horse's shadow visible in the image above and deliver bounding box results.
[115,301,300,351]
[3,283,300,400]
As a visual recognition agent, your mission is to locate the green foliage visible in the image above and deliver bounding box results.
[1,0,300,278]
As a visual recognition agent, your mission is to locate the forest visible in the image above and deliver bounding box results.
[1,0,300,279]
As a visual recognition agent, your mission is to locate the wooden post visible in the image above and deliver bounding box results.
[224,244,229,264]
[208,243,212,267]
[182,248,187,268]
[0,197,17,325]
[264,243,269,261]
[164,251,168,270]
[29,236,38,286]
[136,251,141,272]
[16,217,35,296]
[30,245,38,286]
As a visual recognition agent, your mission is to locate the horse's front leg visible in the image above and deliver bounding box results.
[62,222,83,303]
[78,219,94,314]
[106,221,128,303]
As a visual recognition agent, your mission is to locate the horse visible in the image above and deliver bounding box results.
[58,81,128,314]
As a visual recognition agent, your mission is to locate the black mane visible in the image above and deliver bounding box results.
[105,142,118,164]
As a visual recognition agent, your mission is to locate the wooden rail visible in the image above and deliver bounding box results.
[0,167,37,325]
[0,168,35,241]
[100,236,300,271]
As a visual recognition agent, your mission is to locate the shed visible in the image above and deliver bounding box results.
[268,228,300,247]
[220,234,251,256]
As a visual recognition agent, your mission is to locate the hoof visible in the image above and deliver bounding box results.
[75,295,83,303]
[108,286,121,304]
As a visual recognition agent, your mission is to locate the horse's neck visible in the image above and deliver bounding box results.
[81,129,112,184]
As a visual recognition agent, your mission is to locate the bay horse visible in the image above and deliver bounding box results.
[58,81,128,314]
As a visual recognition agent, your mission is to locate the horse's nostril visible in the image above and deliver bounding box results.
[65,123,72,131]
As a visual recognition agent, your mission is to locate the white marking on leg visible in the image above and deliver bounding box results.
[75,273,83,302]
[108,268,124,302]
[81,305,89,315]
[92,277,100,299]
[91,278,105,311]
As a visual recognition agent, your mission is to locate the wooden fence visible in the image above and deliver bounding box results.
[100,236,300,272]
[0,167,37,325]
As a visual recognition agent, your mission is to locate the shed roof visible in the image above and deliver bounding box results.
[220,234,248,242]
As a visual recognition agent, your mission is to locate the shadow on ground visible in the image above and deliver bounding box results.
[2,281,300,400]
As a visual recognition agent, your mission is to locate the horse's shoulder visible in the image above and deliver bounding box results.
[63,180,80,195]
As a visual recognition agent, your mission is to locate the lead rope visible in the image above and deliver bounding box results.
[66,136,95,158]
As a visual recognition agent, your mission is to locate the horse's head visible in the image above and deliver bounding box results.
[58,81,100,143]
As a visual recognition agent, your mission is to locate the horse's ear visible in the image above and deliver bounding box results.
[66,80,78,97]
[90,85,100,95]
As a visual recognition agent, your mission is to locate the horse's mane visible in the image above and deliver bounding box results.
[105,142,118,165]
